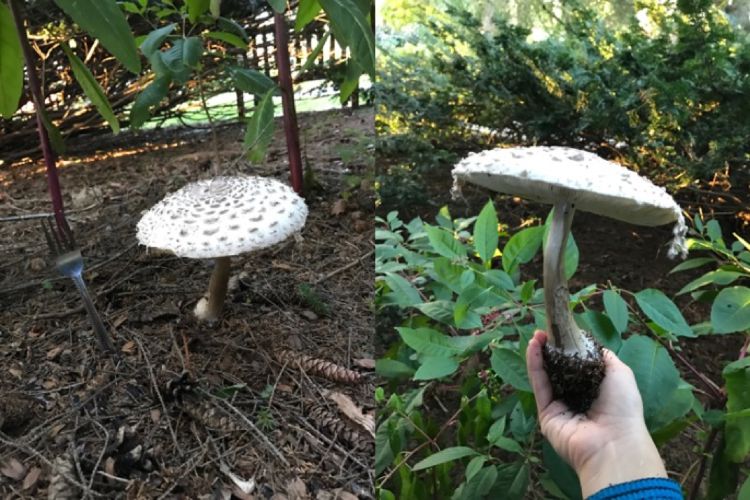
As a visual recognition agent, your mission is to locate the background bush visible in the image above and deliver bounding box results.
[376,0,750,208]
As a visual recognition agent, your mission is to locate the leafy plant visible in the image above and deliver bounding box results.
[377,1,750,186]
[375,205,749,498]
[671,216,750,335]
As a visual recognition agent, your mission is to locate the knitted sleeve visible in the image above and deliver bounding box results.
[587,477,683,500]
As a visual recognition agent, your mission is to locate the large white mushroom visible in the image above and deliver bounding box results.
[137,176,308,322]
[453,146,686,412]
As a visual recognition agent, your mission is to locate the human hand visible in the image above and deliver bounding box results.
[526,330,667,497]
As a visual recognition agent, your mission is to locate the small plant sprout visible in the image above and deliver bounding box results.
[452,146,687,412]
[137,176,308,322]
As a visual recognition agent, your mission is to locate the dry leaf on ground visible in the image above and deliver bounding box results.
[0,457,26,481]
[325,391,375,437]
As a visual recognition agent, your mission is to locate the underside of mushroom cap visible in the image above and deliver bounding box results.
[136,176,308,258]
[452,146,681,226]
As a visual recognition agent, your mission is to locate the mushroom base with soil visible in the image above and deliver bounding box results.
[543,339,605,414]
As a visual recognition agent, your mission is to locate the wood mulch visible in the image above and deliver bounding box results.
[0,107,375,499]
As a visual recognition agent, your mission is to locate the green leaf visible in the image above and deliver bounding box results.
[54,0,141,73]
[651,417,692,447]
[617,335,689,430]
[425,225,466,260]
[243,89,276,163]
[519,279,536,304]
[155,37,201,82]
[204,31,248,50]
[209,0,221,17]
[677,269,743,295]
[543,213,578,279]
[490,435,522,453]
[267,0,286,12]
[381,272,422,307]
[319,0,375,77]
[484,269,515,291]
[562,234,579,280]
[722,357,750,462]
[0,2,23,118]
[299,31,329,74]
[486,417,506,443]
[542,441,582,500]
[121,2,142,14]
[141,23,176,58]
[634,288,694,337]
[414,356,459,380]
[474,201,499,266]
[375,359,414,379]
[130,75,170,128]
[502,226,543,274]
[397,327,462,358]
[465,456,488,481]
[490,347,531,392]
[459,465,498,499]
[375,419,395,476]
[230,66,277,96]
[181,36,203,67]
[706,435,739,500]
[39,107,66,154]
[492,461,529,499]
[579,310,621,351]
[61,45,119,133]
[295,0,322,30]
[414,300,456,326]
[216,17,248,41]
[711,287,750,334]
[411,446,478,471]
[339,73,360,103]
[669,257,715,274]
[739,476,750,500]
[602,289,629,334]
[706,219,724,245]
[185,0,209,23]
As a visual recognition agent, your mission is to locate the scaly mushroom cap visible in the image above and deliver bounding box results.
[136,176,308,258]
[452,146,687,257]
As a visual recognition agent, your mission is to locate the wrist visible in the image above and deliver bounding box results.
[576,428,667,498]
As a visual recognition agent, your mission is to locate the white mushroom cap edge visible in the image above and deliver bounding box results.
[136,176,308,258]
[451,146,688,258]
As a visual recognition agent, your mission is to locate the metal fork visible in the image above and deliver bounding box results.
[42,217,117,356]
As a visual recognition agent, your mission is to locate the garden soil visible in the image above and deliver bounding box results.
[0,108,374,499]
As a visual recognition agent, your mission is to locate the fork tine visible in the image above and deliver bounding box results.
[41,217,59,254]
[59,216,75,249]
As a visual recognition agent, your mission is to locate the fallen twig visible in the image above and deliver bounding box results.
[198,388,290,467]
[314,249,373,284]
[131,333,183,457]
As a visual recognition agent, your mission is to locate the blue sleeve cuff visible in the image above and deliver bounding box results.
[587,477,683,500]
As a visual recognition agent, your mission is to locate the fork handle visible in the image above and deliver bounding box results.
[71,274,118,356]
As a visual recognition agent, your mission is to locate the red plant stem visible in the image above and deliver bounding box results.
[663,342,724,403]
[739,335,750,359]
[8,0,66,233]
[273,10,303,195]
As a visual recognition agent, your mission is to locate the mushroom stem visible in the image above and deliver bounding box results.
[196,256,231,322]
[543,202,589,354]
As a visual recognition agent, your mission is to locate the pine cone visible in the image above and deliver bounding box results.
[276,350,363,384]
[181,396,242,433]
[307,405,370,451]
